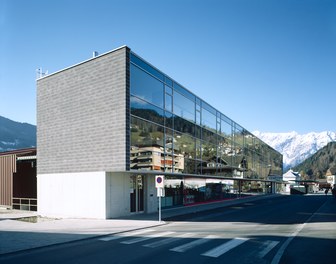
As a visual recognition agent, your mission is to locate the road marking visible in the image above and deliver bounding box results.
[258,240,279,258]
[271,199,328,264]
[170,235,217,253]
[201,237,249,258]
[121,231,175,245]
[98,229,155,242]
[143,233,195,248]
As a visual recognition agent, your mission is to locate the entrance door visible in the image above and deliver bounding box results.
[130,175,144,213]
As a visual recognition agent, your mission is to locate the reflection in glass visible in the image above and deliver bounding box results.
[173,91,195,122]
[174,116,195,137]
[129,54,283,181]
[131,53,164,81]
[165,93,172,112]
[131,117,184,173]
[130,64,164,108]
[202,108,216,132]
[131,96,164,125]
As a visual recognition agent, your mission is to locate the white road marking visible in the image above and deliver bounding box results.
[170,235,217,253]
[98,229,155,242]
[271,199,328,264]
[143,233,195,248]
[201,237,249,258]
[121,231,175,245]
[258,240,279,258]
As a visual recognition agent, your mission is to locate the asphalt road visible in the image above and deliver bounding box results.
[1,194,335,264]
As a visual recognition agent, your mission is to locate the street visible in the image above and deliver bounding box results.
[1,194,335,264]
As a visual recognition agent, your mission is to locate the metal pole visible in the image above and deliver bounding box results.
[158,188,161,222]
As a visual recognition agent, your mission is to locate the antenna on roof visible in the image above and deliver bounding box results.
[36,68,48,79]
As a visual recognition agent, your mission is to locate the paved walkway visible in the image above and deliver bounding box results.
[0,194,281,255]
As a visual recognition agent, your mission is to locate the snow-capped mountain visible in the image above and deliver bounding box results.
[253,131,336,170]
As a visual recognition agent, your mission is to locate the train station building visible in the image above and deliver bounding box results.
[37,46,283,219]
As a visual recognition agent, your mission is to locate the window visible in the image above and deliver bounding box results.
[131,53,164,81]
[131,96,164,125]
[130,64,164,108]
[173,91,195,122]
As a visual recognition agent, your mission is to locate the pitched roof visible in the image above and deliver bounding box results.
[326,167,336,176]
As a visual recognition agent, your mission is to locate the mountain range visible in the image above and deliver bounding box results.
[292,141,336,179]
[0,116,36,152]
[253,131,336,171]
[1,115,335,175]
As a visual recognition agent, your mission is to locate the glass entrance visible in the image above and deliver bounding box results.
[130,175,144,213]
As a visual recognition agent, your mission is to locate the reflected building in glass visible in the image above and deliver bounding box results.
[130,52,282,179]
[37,46,283,219]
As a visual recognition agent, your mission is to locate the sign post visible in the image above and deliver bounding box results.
[155,176,164,222]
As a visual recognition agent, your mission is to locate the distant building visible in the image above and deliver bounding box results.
[326,167,336,187]
[37,46,283,219]
[283,169,301,192]
[0,148,37,210]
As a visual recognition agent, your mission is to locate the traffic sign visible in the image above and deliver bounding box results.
[155,175,164,188]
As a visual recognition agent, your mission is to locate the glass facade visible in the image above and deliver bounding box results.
[129,52,283,207]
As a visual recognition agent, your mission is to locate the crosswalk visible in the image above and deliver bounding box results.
[98,229,279,259]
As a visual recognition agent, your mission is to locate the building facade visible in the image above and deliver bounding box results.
[37,46,282,219]
[0,148,37,210]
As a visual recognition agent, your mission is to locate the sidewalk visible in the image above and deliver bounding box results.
[0,194,281,256]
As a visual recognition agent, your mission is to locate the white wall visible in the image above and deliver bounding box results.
[38,171,107,219]
[106,172,130,218]
[145,174,158,214]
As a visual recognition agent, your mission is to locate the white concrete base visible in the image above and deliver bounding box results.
[37,172,159,219]
[37,171,107,219]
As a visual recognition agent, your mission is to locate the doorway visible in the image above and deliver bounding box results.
[130,175,144,213]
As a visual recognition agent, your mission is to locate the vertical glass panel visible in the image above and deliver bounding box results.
[130,117,164,171]
[174,82,195,101]
[174,131,195,160]
[184,177,206,203]
[196,110,201,125]
[165,93,172,112]
[233,123,244,147]
[164,111,174,129]
[165,77,173,87]
[195,125,201,139]
[130,64,164,108]
[218,137,233,167]
[131,96,164,125]
[184,159,196,174]
[130,53,164,81]
[165,85,173,95]
[164,128,174,173]
[202,108,216,132]
[173,92,195,122]
[174,116,195,137]
[202,127,217,144]
[164,176,184,207]
[196,139,202,160]
[201,141,217,175]
[221,118,232,138]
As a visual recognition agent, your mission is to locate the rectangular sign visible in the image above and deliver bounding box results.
[155,175,164,188]
[157,187,165,197]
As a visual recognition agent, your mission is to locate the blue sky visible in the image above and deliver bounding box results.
[1,0,335,133]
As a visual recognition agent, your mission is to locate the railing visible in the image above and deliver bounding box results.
[12,197,37,211]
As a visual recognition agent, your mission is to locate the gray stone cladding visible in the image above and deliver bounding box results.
[37,46,130,174]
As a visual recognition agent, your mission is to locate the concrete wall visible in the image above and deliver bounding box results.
[38,171,107,219]
[145,174,158,214]
[106,172,130,218]
[37,46,130,174]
